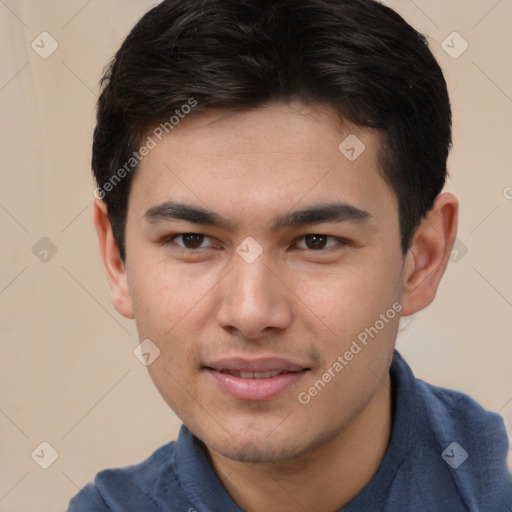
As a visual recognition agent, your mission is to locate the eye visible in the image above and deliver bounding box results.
[163,233,348,252]
[294,234,347,251]
[166,233,215,250]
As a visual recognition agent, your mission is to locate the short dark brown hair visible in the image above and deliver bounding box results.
[92,0,452,260]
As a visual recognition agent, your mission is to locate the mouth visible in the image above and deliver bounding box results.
[204,358,310,401]
[216,369,286,379]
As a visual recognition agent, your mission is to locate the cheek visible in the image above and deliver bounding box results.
[128,258,214,337]
[294,254,402,343]
[295,260,401,415]
[130,262,206,416]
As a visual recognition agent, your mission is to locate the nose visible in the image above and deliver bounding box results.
[215,252,294,340]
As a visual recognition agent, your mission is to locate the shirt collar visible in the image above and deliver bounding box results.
[176,424,244,511]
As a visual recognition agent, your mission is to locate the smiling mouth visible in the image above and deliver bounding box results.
[215,369,294,379]
[204,365,310,401]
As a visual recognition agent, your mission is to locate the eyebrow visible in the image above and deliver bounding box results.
[144,201,371,231]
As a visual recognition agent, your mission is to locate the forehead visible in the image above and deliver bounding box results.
[143,102,372,168]
[128,102,397,230]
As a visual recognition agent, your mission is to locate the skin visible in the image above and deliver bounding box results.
[94,102,458,511]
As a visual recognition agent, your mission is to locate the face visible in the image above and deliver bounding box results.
[121,102,407,463]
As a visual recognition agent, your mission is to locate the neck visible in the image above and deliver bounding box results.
[207,375,393,512]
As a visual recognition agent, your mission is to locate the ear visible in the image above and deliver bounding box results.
[93,199,134,319]
[400,192,458,317]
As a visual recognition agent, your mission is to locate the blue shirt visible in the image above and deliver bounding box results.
[67,350,512,511]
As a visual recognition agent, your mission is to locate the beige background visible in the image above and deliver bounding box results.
[1,0,511,510]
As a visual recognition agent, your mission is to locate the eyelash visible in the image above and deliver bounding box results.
[162,233,350,253]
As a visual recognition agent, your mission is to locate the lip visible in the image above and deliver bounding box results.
[206,357,307,373]
[204,357,310,402]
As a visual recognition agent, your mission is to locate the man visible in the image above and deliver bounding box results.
[68,0,512,510]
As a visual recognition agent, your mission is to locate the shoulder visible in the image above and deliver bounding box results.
[416,376,507,442]
[414,374,512,504]
[393,351,508,447]
[386,351,512,508]
[66,441,181,511]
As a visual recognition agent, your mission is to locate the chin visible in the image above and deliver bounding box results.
[211,436,307,464]
[194,418,321,465]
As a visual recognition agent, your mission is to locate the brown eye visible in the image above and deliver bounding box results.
[304,234,328,250]
[181,234,204,248]
[296,234,344,251]
[169,233,212,249]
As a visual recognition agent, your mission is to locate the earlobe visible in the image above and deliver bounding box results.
[400,192,458,317]
[93,199,134,319]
